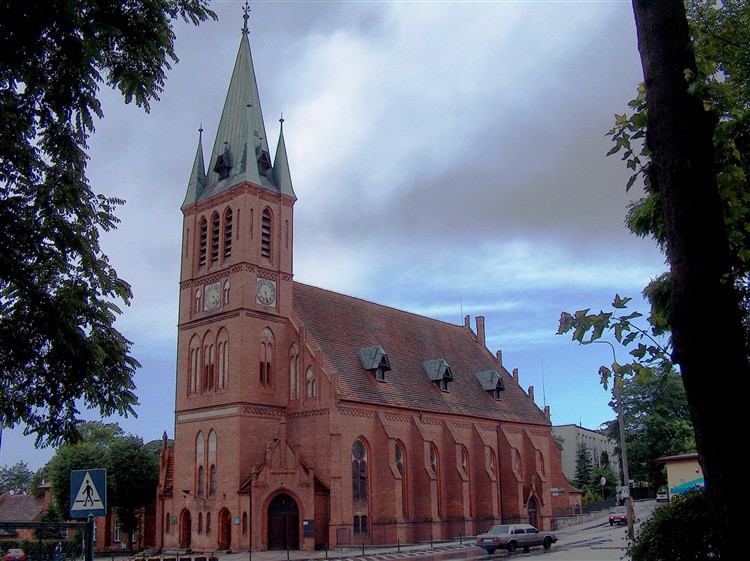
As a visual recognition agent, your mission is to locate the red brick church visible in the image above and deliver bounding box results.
[156,10,579,553]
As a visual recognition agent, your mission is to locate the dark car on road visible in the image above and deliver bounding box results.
[476,523,557,553]
[609,506,628,526]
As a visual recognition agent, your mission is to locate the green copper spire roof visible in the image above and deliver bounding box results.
[272,116,296,199]
[182,128,206,208]
[183,7,295,207]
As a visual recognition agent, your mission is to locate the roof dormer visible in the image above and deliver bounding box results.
[475,370,505,400]
[358,346,391,382]
[423,359,453,392]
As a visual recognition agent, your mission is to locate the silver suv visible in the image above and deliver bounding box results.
[475,523,557,553]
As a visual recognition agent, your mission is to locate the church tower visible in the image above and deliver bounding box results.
[168,6,297,550]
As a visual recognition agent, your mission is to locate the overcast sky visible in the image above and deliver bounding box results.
[2,0,666,470]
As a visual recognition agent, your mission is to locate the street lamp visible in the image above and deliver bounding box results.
[584,339,634,539]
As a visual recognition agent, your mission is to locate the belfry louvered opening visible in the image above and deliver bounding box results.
[210,213,220,262]
[261,209,272,258]
[224,209,233,258]
[199,217,208,266]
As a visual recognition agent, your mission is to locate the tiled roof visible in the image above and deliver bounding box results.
[0,493,45,522]
[293,282,549,425]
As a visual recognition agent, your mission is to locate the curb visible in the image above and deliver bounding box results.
[290,543,476,561]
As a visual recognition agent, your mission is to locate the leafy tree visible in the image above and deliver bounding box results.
[0,0,216,446]
[630,490,720,561]
[107,437,159,539]
[561,1,749,556]
[45,422,159,539]
[574,442,593,489]
[589,463,618,500]
[603,368,695,489]
[0,461,34,494]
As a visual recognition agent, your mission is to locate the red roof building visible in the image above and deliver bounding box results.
[156,9,577,553]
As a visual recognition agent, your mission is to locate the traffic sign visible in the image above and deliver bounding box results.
[70,469,107,518]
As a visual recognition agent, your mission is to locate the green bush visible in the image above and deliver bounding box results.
[629,490,720,561]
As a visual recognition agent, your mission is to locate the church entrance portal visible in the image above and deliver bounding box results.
[267,493,299,550]
[218,508,231,550]
[179,510,192,549]
[528,497,538,529]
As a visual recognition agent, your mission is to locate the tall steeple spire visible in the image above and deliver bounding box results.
[199,4,271,200]
[182,126,206,208]
[273,115,296,199]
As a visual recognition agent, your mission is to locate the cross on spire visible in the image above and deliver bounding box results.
[242,1,250,36]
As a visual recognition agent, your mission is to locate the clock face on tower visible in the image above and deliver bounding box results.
[256,278,277,307]
[204,282,221,311]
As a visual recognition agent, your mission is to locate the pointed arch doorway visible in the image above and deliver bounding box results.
[180,510,192,549]
[218,508,232,550]
[528,497,539,528]
[267,493,299,550]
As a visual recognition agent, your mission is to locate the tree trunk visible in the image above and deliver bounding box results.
[631,1,747,559]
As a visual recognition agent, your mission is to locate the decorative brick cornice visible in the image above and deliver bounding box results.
[257,268,279,281]
[382,413,410,423]
[337,407,375,419]
[452,421,472,430]
[281,273,293,282]
[290,408,329,419]
[179,310,242,330]
[242,404,286,419]
[418,417,442,426]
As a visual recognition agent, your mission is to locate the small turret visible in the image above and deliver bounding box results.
[182,128,206,208]
[272,115,296,199]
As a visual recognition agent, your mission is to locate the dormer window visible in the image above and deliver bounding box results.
[358,346,391,382]
[475,370,505,400]
[422,359,453,392]
[214,144,232,180]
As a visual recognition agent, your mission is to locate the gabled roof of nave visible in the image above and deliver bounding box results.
[183,18,295,209]
[293,282,550,426]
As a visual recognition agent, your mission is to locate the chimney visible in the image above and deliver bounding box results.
[513,367,519,384]
[464,315,471,328]
[528,385,535,401]
[476,316,486,347]
[496,350,503,365]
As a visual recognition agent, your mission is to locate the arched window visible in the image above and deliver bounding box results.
[461,446,469,472]
[223,209,233,259]
[198,512,203,533]
[242,512,248,535]
[352,439,368,534]
[198,217,208,266]
[306,366,316,398]
[195,289,201,312]
[189,337,201,395]
[223,280,231,304]
[395,441,408,518]
[489,449,497,478]
[261,209,272,258]
[513,449,522,474]
[289,344,299,400]
[196,432,205,495]
[430,444,442,518]
[217,330,229,390]
[260,328,274,386]
[203,337,215,392]
[206,512,212,534]
[166,512,171,534]
[210,213,220,263]
[198,466,205,497]
[207,430,217,496]
[536,450,545,476]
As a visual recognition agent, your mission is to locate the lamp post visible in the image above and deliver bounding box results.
[585,340,634,539]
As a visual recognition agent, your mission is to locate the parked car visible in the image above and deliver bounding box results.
[476,523,557,553]
[609,506,628,526]
[656,490,669,502]
[3,549,27,561]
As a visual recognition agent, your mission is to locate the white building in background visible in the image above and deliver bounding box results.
[553,424,620,484]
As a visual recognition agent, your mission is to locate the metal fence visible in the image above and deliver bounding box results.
[0,521,92,561]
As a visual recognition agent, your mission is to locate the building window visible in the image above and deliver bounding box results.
[209,465,217,496]
[224,209,233,259]
[352,439,368,534]
[203,341,215,392]
[210,213,220,263]
[195,289,201,312]
[189,340,201,394]
[536,450,545,476]
[461,446,469,472]
[217,330,229,390]
[242,512,248,535]
[223,280,231,304]
[261,209,272,258]
[306,366,316,398]
[289,344,299,400]
[208,430,217,496]
[206,512,212,534]
[260,328,274,386]
[113,520,121,543]
[513,449,522,474]
[166,512,171,534]
[489,450,497,477]
[198,512,203,534]
[395,441,408,518]
[196,432,205,495]
[430,444,442,518]
[199,217,207,266]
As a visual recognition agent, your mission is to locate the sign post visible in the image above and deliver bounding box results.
[69,469,107,519]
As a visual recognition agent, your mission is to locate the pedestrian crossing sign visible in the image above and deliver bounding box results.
[70,469,107,518]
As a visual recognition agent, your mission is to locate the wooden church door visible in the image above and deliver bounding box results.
[267,493,299,550]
